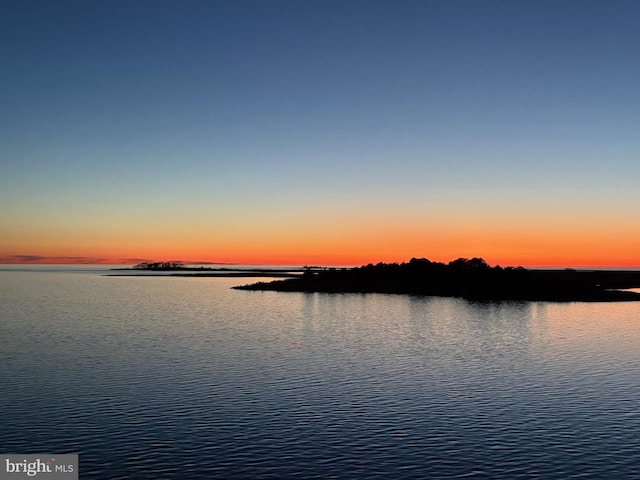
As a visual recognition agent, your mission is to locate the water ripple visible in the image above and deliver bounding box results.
[2,273,640,478]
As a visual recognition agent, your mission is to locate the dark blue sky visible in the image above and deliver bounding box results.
[2,0,639,265]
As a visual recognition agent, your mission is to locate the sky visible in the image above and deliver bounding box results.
[1,0,639,267]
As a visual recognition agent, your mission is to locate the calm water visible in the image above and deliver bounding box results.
[2,266,640,479]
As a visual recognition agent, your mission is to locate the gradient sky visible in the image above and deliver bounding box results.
[2,0,639,266]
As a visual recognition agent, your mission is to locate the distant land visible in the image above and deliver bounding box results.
[232,257,640,302]
[108,261,302,278]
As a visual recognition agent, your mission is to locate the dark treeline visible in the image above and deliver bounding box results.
[234,257,640,302]
[132,261,185,270]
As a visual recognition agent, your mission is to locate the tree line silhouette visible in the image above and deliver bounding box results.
[235,257,640,302]
[132,261,185,270]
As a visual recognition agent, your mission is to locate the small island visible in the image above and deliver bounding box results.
[108,261,302,278]
[233,257,640,302]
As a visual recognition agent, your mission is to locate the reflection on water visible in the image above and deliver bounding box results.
[1,269,640,478]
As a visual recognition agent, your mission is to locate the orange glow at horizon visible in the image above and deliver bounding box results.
[2,199,639,267]
[1,251,638,268]
[1,222,639,268]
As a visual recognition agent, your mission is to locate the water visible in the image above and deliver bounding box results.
[2,267,640,478]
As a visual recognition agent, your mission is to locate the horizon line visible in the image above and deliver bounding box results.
[0,255,638,270]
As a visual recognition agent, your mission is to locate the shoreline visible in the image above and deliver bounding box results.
[106,271,301,278]
[104,267,305,279]
[231,261,640,303]
[104,262,640,302]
